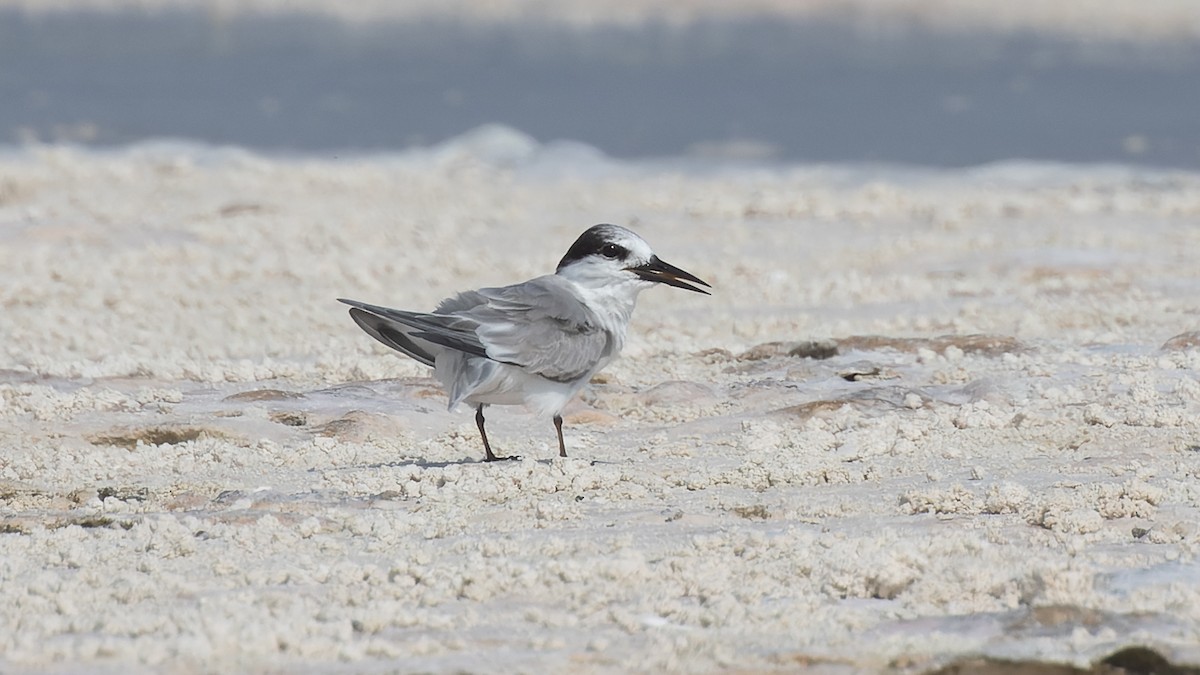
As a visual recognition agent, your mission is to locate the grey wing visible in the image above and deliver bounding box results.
[435,289,489,314]
[463,277,613,382]
[339,298,493,365]
[346,307,436,367]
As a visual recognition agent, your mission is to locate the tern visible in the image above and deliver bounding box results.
[339,223,710,461]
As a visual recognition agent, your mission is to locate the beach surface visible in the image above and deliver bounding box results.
[2,130,1200,672]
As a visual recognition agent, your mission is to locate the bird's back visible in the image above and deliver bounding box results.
[432,275,616,413]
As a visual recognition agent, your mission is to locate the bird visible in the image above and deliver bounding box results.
[338,223,710,462]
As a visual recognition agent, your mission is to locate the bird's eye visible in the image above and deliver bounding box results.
[600,243,625,259]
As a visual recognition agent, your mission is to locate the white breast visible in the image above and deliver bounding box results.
[462,361,586,417]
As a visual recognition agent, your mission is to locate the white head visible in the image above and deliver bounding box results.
[554,224,710,296]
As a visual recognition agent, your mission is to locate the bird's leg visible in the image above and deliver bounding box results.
[554,414,567,458]
[477,404,514,462]
[476,404,498,461]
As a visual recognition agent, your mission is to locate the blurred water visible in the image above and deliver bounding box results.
[2,9,1199,167]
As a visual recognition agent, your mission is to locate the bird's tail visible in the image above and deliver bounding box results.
[341,300,438,367]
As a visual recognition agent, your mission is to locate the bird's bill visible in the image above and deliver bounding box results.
[628,256,711,294]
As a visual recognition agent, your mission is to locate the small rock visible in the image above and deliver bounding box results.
[1161,331,1200,351]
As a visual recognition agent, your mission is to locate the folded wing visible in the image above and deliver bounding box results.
[339,275,612,383]
[463,276,613,383]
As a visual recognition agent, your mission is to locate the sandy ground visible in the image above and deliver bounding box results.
[2,130,1200,673]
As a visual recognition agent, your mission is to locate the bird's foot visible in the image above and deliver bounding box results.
[484,453,520,462]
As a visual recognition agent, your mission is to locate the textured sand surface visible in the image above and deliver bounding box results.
[2,132,1200,672]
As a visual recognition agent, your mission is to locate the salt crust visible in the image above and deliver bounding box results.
[2,138,1200,671]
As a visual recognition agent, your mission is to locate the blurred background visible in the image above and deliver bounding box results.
[2,0,1199,168]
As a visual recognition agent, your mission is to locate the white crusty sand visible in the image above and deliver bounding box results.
[2,130,1200,673]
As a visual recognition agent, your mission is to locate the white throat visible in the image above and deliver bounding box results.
[557,269,647,353]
